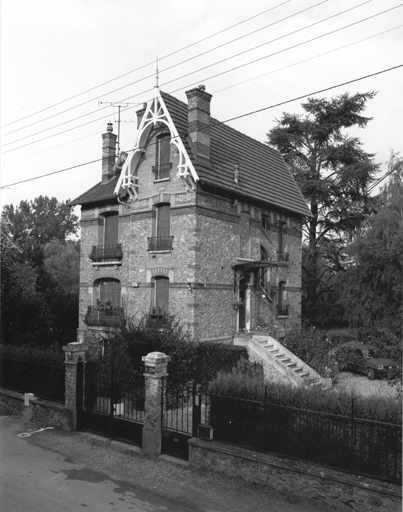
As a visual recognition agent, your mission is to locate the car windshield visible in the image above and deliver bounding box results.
[363,349,378,359]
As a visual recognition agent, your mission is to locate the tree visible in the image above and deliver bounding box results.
[1,197,79,347]
[2,195,78,250]
[338,152,403,337]
[267,92,379,325]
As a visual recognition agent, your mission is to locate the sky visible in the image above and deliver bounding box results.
[1,0,402,216]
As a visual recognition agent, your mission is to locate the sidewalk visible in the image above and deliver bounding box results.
[1,410,329,512]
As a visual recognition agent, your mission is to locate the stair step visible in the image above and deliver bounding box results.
[300,372,310,378]
[294,368,303,373]
[263,344,274,349]
[286,363,297,368]
[269,349,279,354]
[275,354,286,359]
[281,358,291,363]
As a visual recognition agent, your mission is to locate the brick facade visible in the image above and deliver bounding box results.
[73,87,308,344]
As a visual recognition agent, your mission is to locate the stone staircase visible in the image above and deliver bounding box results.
[234,334,332,389]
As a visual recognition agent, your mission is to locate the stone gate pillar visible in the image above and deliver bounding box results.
[142,351,171,456]
[63,341,88,431]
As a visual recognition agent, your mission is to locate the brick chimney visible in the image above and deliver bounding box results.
[102,123,117,181]
[185,85,212,162]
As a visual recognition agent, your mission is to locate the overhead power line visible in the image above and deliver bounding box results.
[3,1,396,153]
[2,0,291,129]
[2,0,326,141]
[2,63,401,190]
[5,24,401,164]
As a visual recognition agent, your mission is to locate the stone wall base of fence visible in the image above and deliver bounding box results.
[0,388,74,431]
[189,438,401,512]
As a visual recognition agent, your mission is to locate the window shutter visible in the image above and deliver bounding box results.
[99,279,121,307]
[158,135,170,166]
[98,217,104,245]
[157,204,170,238]
[104,213,118,246]
[155,277,169,315]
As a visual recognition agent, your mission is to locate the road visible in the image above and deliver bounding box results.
[0,411,326,512]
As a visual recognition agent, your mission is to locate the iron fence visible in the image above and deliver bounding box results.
[83,367,145,423]
[147,236,174,252]
[0,352,65,403]
[207,392,402,483]
[89,244,123,262]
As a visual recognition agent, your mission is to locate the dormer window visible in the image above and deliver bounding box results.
[153,133,172,181]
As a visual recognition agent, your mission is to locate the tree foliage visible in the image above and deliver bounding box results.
[1,197,79,347]
[267,92,379,325]
[338,153,403,336]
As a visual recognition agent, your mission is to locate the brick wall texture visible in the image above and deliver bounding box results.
[77,131,304,343]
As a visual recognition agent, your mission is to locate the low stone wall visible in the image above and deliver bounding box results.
[189,438,401,512]
[0,388,73,431]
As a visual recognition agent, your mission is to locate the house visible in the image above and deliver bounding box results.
[71,86,311,347]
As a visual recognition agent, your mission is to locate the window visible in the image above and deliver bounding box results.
[94,278,121,308]
[259,246,271,294]
[261,215,270,232]
[148,203,173,251]
[277,221,289,262]
[84,278,123,327]
[153,133,172,180]
[98,212,119,246]
[89,211,122,261]
[277,281,289,316]
[150,276,169,316]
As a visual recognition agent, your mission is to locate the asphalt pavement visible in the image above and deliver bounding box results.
[0,410,327,512]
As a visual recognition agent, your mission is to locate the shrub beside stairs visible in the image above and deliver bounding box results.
[234,335,332,389]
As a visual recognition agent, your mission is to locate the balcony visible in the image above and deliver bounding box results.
[152,162,172,181]
[83,305,124,327]
[277,305,289,317]
[276,251,289,262]
[89,244,123,262]
[148,236,174,252]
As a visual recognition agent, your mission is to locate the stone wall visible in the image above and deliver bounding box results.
[0,388,71,430]
[189,438,402,512]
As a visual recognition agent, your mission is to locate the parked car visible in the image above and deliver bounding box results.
[330,342,400,380]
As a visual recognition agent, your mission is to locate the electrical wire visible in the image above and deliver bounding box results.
[4,24,401,163]
[3,2,397,153]
[2,0,327,141]
[2,0,291,129]
[2,63,401,190]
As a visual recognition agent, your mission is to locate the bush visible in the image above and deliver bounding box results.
[91,313,248,386]
[281,324,333,375]
[209,366,402,424]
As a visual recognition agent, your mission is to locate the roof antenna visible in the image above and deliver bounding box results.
[155,56,159,89]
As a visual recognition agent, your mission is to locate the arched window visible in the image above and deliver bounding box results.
[94,278,121,309]
[150,276,169,316]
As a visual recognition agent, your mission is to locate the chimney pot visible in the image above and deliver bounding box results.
[107,122,113,133]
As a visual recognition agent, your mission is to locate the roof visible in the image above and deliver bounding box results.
[72,90,311,217]
[70,176,119,207]
[161,92,311,217]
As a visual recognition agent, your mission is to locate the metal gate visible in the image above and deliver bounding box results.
[77,362,144,447]
[161,381,202,460]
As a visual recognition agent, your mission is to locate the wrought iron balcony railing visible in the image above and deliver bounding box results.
[152,162,172,181]
[89,244,123,262]
[83,305,124,327]
[276,251,290,262]
[277,304,289,317]
[147,236,174,252]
